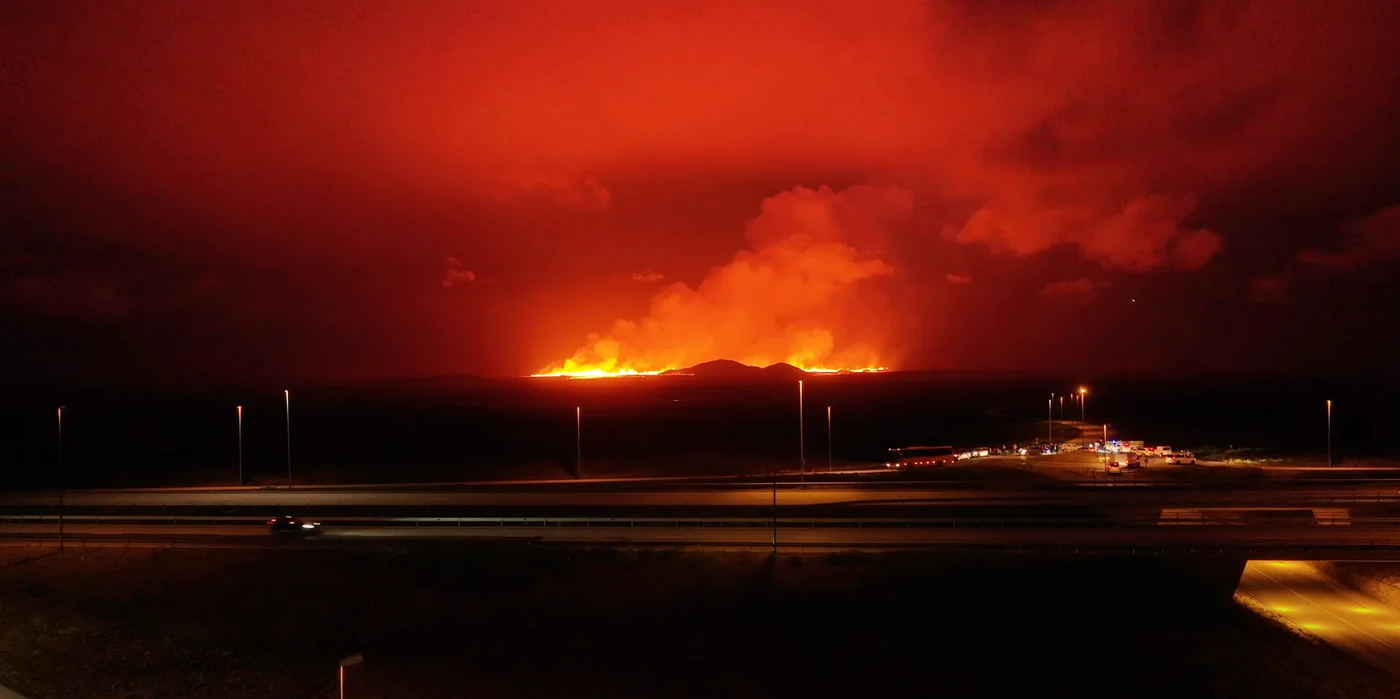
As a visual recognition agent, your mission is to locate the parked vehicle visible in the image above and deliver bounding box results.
[1166,451,1196,465]
[886,446,957,469]
[1106,451,1142,469]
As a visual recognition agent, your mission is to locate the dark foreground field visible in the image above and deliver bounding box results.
[0,545,1393,699]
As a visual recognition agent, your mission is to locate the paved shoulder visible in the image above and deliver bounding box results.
[0,683,30,699]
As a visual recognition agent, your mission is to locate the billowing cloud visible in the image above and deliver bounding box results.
[539,185,909,374]
[957,194,1222,272]
[1253,205,1400,299]
[945,274,973,285]
[497,174,612,211]
[630,270,664,284]
[442,257,476,288]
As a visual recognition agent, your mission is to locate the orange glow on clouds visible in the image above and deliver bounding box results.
[534,185,908,378]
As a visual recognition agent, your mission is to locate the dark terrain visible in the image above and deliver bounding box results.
[0,546,1395,699]
[1,373,1394,489]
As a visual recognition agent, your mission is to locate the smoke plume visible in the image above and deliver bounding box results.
[541,185,911,374]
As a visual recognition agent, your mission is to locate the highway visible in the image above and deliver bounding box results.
[10,521,1400,553]
[1239,561,1400,674]
[3,484,1400,509]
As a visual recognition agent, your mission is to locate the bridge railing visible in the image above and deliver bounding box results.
[1,513,1396,529]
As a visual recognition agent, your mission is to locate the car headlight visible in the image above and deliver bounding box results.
[301,523,315,529]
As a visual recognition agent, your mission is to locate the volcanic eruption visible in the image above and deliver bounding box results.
[534,184,910,378]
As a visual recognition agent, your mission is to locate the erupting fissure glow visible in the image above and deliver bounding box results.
[532,185,910,380]
[530,367,666,379]
[530,363,889,379]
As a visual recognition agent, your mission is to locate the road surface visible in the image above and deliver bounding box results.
[9,522,1400,552]
[0,684,28,699]
[2,485,1399,509]
[1239,561,1400,674]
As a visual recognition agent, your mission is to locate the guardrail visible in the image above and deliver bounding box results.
[0,513,1393,529]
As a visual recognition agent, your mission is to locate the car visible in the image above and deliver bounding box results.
[1106,462,1123,475]
[268,515,321,534]
[1106,452,1142,470]
[1166,451,1196,465]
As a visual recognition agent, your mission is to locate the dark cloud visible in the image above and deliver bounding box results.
[1253,206,1400,300]
[1040,278,1104,296]
[442,257,476,288]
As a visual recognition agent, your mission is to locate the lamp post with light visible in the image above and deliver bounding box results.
[339,653,363,699]
[798,380,805,481]
[284,390,292,490]
[57,405,65,550]
[1079,387,1088,446]
[236,405,243,486]
[817,409,828,473]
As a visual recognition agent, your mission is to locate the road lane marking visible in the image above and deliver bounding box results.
[1246,564,1400,654]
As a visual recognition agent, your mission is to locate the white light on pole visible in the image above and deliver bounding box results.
[817,406,828,476]
[798,380,805,480]
[236,405,243,486]
[1326,399,1332,467]
[284,389,292,490]
[339,653,364,699]
[57,405,65,550]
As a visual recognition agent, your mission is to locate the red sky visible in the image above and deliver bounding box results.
[4,0,1400,383]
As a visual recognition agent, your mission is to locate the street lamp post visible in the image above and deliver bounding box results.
[798,380,805,482]
[827,405,832,473]
[236,405,243,486]
[1079,388,1088,446]
[1048,396,1053,444]
[283,390,292,490]
[575,406,582,479]
[339,653,364,699]
[1326,399,1332,467]
[57,406,64,550]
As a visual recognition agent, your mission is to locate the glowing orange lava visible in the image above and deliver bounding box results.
[530,362,888,379]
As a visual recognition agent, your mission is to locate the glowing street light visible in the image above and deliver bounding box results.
[1079,387,1087,423]
[798,380,805,481]
[339,653,364,699]
[1048,395,1054,444]
[817,406,828,476]
[284,389,292,490]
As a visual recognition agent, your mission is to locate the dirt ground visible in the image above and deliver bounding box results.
[0,545,1396,699]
